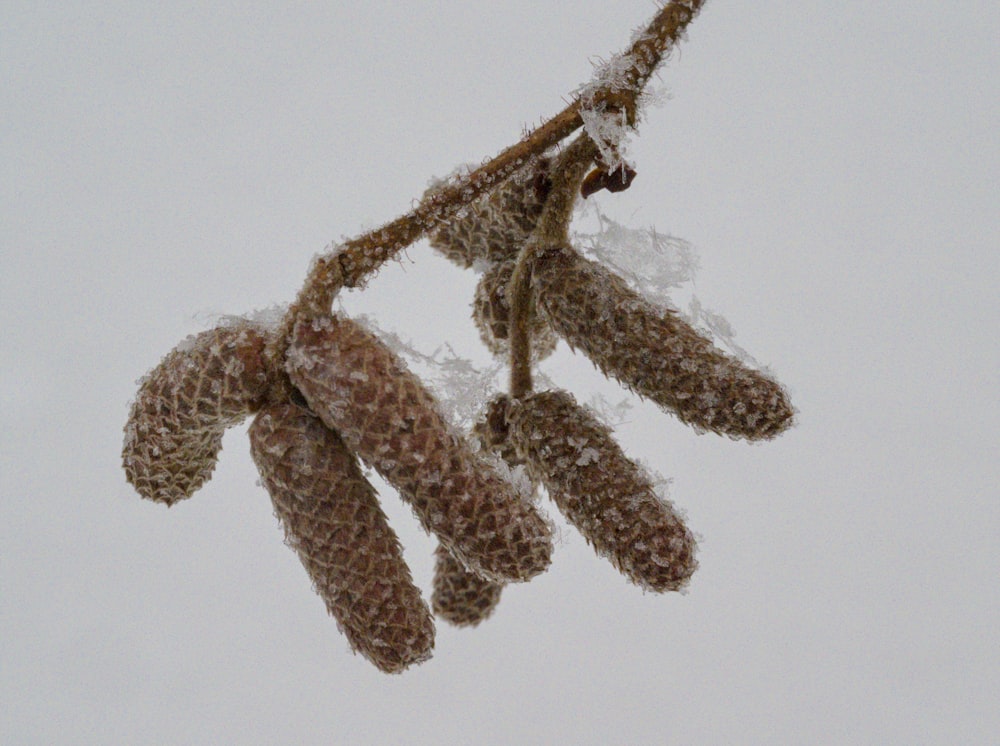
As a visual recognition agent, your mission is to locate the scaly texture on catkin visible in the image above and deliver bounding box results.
[250,403,434,673]
[122,323,270,505]
[473,259,558,360]
[427,157,551,268]
[532,244,794,440]
[504,390,698,592]
[472,394,524,468]
[431,544,504,627]
[286,314,553,584]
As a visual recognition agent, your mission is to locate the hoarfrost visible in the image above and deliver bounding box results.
[571,201,760,369]
[686,296,759,368]
[585,394,633,428]
[575,53,638,172]
[573,201,698,305]
[284,342,319,373]
[217,305,287,331]
[578,106,631,173]
[348,309,504,432]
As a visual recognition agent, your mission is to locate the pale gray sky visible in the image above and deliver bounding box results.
[3,2,998,743]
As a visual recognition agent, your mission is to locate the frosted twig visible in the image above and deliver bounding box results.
[284,0,708,330]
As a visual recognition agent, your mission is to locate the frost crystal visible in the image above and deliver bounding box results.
[349,310,505,432]
[686,296,760,368]
[575,53,640,172]
[578,106,631,173]
[573,202,698,305]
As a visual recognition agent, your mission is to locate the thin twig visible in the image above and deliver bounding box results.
[508,136,598,399]
[285,0,707,333]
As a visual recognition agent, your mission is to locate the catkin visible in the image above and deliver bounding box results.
[122,323,270,505]
[504,390,698,592]
[532,244,794,440]
[431,544,504,627]
[427,157,551,268]
[471,394,524,467]
[286,314,553,584]
[431,399,541,626]
[472,259,558,360]
[250,403,434,673]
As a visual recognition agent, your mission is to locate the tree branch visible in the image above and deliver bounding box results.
[284,0,708,330]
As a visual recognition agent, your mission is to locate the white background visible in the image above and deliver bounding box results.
[3,2,997,743]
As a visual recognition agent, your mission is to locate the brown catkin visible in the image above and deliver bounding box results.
[472,259,558,360]
[427,157,551,268]
[286,314,553,584]
[249,403,434,673]
[505,390,698,592]
[471,394,524,468]
[123,323,270,505]
[432,398,542,627]
[431,544,504,627]
[532,244,794,440]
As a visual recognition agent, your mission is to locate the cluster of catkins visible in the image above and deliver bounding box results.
[122,148,793,674]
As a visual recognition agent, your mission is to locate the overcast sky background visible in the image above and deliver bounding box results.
[3,2,998,743]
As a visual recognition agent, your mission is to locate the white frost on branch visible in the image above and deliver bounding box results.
[575,53,638,173]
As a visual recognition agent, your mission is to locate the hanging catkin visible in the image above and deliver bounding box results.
[532,244,794,440]
[431,544,504,627]
[122,323,270,505]
[504,389,698,592]
[427,157,552,268]
[286,314,553,584]
[472,259,558,361]
[250,402,434,673]
[431,399,540,627]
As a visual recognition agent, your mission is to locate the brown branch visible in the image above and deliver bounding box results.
[599,0,707,126]
[285,0,708,331]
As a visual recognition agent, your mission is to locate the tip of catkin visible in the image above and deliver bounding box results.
[123,323,270,505]
[533,244,794,441]
[505,389,698,592]
[431,544,504,627]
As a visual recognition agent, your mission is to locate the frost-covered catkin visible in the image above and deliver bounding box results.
[122,323,270,505]
[287,315,553,584]
[431,544,504,627]
[505,390,698,592]
[472,394,524,468]
[431,398,537,627]
[427,157,551,267]
[249,403,434,673]
[473,259,558,360]
[533,244,794,440]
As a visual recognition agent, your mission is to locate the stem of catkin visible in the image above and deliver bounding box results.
[277,1,706,354]
[508,136,599,398]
